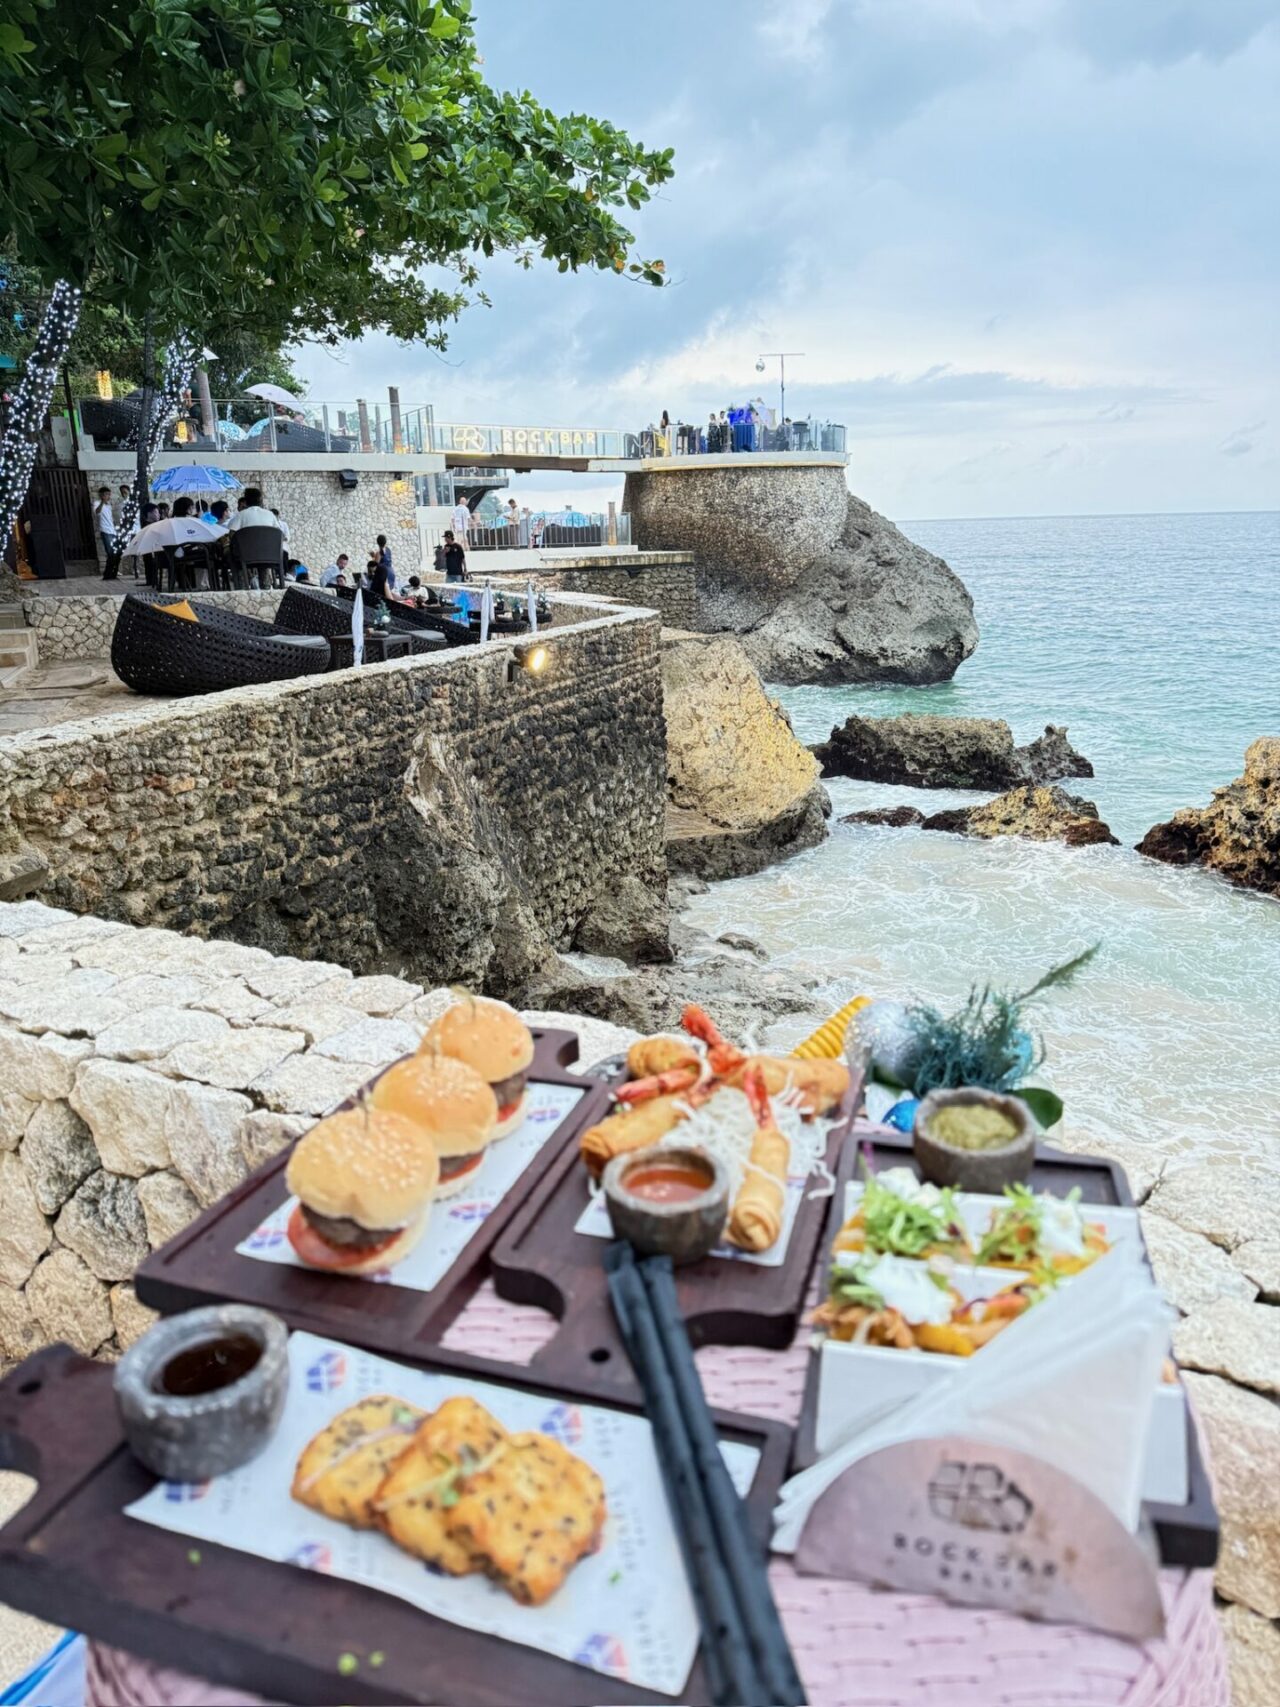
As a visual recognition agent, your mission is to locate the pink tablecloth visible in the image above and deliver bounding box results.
[86,1283,1229,1707]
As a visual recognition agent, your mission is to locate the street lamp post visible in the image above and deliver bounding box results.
[756,351,805,428]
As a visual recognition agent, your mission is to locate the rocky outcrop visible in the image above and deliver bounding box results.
[1137,737,1280,898]
[661,630,829,880]
[815,713,1092,789]
[841,805,927,828]
[921,785,1119,847]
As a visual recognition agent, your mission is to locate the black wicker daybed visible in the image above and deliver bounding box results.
[111,594,330,695]
[274,586,447,667]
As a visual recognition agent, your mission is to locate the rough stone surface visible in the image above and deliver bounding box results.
[238,1110,308,1171]
[840,805,927,829]
[264,999,367,1046]
[55,1169,149,1282]
[0,1152,51,1289]
[1139,1210,1258,1315]
[1184,1371,1280,1617]
[342,974,424,1016]
[1146,1162,1280,1251]
[19,1099,99,1214]
[136,1170,202,1248]
[249,1052,380,1117]
[70,1058,174,1175]
[94,1007,231,1063]
[1046,1125,1168,1204]
[573,875,672,966]
[1233,1240,1280,1302]
[313,1016,420,1064]
[163,1081,254,1206]
[626,473,977,686]
[109,1282,158,1351]
[0,1283,43,1364]
[922,785,1119,847]
[1174,1298,1280,1395]
[160,1025,306,1090]
[815,714,1092,789]
[24,1247,113,1356]
[1221,1602,1280,1707]
[1137,736,1280,898]
[0,1088,35,1151]
[0,1027,94,1100]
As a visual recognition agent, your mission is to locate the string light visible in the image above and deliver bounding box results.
[0,278,82,543]
[119,333,198,536]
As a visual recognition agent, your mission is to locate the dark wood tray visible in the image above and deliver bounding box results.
[0,1340,792,1707]
[135,1029,612,1357]
[486,1068,866,1399]
[790,1127,1220,1569]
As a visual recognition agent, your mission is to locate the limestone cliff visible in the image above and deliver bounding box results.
[660,629,828,879]
[1137,738,1280,898]
[624,464,977,685]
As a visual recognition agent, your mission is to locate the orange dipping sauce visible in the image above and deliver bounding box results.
[624,1163,713,1204]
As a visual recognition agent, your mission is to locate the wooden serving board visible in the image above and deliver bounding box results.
[135,1029,613,1359]
[486,1069,866,1398]
[0,1341,792,1707]
[790,1128,1221,1569]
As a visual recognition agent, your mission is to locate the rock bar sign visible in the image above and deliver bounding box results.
[795,1434,1165,1642]
[439,424,624,458]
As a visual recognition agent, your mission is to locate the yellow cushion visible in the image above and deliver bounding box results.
[157,600,198,624]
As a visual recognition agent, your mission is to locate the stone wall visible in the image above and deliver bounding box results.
[0,600,667,996]
[88,466,421,579]
[454,554,697,631]
[0,898,634,1364]
[22,589,285,661]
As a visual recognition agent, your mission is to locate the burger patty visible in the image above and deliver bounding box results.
[490,1066,529,1110]
[300,1205,399,1250]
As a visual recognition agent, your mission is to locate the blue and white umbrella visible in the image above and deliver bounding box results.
[151,466,241,497]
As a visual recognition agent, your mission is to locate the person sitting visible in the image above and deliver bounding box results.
[201,498,231,527]
[403,574,424,602]
[226,486,286,587]
[333,573,348,589]
[171,497,195,518]
[320,553,348,588]
[290,560,312,583]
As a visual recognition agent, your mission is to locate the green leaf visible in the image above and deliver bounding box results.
[430,13,463,38]
[1010,1087,1064,1130]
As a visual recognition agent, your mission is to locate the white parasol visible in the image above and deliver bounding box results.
[351,587,365,666]
[246,382,305,410]
[120,518,227,556]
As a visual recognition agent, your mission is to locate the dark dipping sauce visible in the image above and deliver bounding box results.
[155,1333,262,1398]
[624,1163,714,1205]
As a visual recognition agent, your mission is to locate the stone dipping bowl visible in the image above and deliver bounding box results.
[603,1144,730,1265]
[114,1304,289,1483]
[913,1087,1036,1193]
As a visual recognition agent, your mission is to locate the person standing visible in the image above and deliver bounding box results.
[375,533,394,591]
[442,529,467,582]
[94,486,121,581]
[450,494,471,542]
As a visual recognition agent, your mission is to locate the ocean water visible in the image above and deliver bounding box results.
[684,511,1280,1171]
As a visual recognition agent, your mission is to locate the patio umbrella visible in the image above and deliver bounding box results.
[151,466,241,497]
[121,518,227,556]
[218,418,248,442]
[246,382,304,410]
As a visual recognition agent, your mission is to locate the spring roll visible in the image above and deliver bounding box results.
[626,1036,700,1080]
[726,1055,850,1116]
[726,1121,789,1252]
[580,1094,685,1179]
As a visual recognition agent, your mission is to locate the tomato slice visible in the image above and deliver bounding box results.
[286,1205,400,1271]
[496,1096,524,1123]
[439,1151,484,1183]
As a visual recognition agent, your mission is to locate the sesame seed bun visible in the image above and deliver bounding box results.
[285,1107,439,1231]
[371,1053,498,1160]
[422,997,534,1086]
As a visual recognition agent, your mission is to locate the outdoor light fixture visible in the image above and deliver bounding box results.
[508,641,550,682]
[95,369,113,400]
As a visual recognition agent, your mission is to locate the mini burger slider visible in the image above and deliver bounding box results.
[285,1107,439,1274]
[371,1053,498,1199]
[422,997,534,1140]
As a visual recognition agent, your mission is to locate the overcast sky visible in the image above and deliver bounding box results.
[295,0,1279,520]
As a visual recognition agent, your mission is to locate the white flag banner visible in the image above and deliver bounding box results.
[351,587,364,666]
[526,579,538,634]
[480,584,494,644]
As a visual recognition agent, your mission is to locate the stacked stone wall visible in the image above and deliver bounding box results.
[23,590,285,661]
[0,603,667,993]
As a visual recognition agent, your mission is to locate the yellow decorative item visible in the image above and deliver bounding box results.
[157,601,199,623]
[790,995,872,1060]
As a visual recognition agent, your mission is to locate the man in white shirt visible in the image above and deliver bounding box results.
[225,487,286,587]
[93,486,121,581]
[450,497,470,540]
[320,554,349,587]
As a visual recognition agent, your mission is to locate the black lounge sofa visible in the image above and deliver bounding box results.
[111,593,330,695]
[275,586,448,666]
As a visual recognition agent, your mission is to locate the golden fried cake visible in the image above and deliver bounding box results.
[373,1396,508,1575]
[291,1395,425,1528]
[449,1431,607,1605]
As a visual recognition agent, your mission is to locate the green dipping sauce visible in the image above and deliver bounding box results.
[928,1103,1020,1151]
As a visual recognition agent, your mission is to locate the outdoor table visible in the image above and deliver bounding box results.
[362,631,437,662]
[82,1281,1229,1707]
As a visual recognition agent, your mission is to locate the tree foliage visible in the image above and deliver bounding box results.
[0,0,673,350]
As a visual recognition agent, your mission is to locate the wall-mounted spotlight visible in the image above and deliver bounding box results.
[508,641,550,682]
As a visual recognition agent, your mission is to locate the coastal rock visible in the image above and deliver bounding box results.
[840,805,927,828]
[1183,1371,1280,1617]
[1174,1298,1280,1395]
[573,875,672,966]
[662,629,829,879]
[816,713,1091,789]
[1137,736,1280,898]
[1146,1162,1280,1251]
[1139,1210,1258,1314]
[1046,1125,1166,1203]
[1233,1240,1280,1302]
[19,1099,99,1215]
[25,1248,113,1357]
[922,785,1119,847]
[1221,1603,1280,1707]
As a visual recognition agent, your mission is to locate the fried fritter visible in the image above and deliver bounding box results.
[291,1395,425,1529]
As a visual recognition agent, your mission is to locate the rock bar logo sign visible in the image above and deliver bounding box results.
[795,1434,1165,1642]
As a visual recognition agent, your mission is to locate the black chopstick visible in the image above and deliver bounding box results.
[607,1246,755,1706]
[641,1257,806,1707]
[606,1243,806,1707]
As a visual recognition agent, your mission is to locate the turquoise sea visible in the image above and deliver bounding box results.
[684,511,1280,1170]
